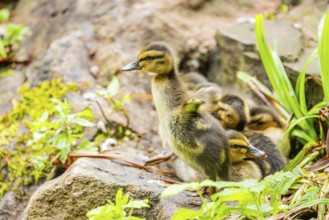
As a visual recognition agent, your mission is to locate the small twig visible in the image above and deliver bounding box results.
[68,152,175,176]
[95,100,111,125]
[144,151,174,166]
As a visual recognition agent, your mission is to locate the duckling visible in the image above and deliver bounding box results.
[247,106,290,157]
[180,72,221,92]
[208,94,250,131]
[121,42,230,182]
[180,73,250,131]
[170,130,267,182]
[226,130,265,181]
[244,131,287,177]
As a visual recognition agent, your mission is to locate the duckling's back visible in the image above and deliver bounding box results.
[245,132,287,176]
[170,107,230,181]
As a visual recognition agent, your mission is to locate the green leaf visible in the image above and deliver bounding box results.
[39,111,49,122]
[172,208,198,220]
[0,9,10,22]
[318,13,329,102]
[77,140,98,152]
[107,76,120,97]
[161,182,199,198]
[72,118,95,127]
[295,49,318,115]
[125,199,149,209]
[33,131,46,142]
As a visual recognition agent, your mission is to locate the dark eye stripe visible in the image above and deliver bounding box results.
[139,55,164,62]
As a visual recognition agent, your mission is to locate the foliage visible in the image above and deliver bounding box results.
[96,76,132,132]
[162,167,329,219]
[238,13,329,146]
[87,188,149,220]
[0,8,31,62]
[0,79,96,197]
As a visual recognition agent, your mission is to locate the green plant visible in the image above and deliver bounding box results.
[0,79,95,197]
[87,188,149,220]
[26,98,96,180]
[238,13,329,146]
[96,76,132,134]
[162,167,329,219]
[0,8,31,62]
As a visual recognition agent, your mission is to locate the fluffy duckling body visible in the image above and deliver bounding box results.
[180,72,221,92]
[180,73,250,131]
[170,130,266,182]
[247,106,290,157]
[209,94,249,131]
[244,131,287,176]
[122,42,230,181]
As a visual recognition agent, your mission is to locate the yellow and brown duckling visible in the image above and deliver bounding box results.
[170,130,267,182]
[121,42,230,182]
[247,106,290,157]
[209,94,250,131]
[226,130,266,181]
[244,131,287,177]
[180,72,250,131]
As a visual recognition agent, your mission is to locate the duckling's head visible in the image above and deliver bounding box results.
[213,94,249,131]
[121,42,176,75]
[226,130,267,163]
[248,107,283,130]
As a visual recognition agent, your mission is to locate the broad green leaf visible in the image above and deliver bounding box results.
[77,140,98,152]
[39,111,49,122]
[0,9,10,22]
[161,182,199,198]
[107,76,120,97]
[172,208,199,220]
[72,118,95,127]
[125,199,149,209]
[33,131,46,142]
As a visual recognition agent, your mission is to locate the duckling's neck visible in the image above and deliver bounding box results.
[151,71,186,119]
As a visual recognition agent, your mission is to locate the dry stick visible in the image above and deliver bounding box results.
[68,152,175,175]
[144,151,174,166]
[307,156,329,172]
[95,99,135,133]
[95,100,111,125]
[249,80,287,124]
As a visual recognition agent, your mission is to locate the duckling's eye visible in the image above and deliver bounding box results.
[145,56,153,61]
[231,145,240,149]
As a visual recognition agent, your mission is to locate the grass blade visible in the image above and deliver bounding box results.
[295,49,318,115]
[318,13,329,102]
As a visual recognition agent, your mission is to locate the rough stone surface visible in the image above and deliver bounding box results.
[209,21,305,89]
[39,32,95,89]
[208,20,324,105]
[0,70,25,115]
[23,158,197,220]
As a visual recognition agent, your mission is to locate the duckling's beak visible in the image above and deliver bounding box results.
[246,144,267,159]
[121,60,141,71]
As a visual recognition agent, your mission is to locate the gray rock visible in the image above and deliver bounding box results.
[208,20,324,105]
[209,21,305,89]
[39,32,95,89]
[23,158,197,220]
[0,70,25,115]
[0,184,41,220]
